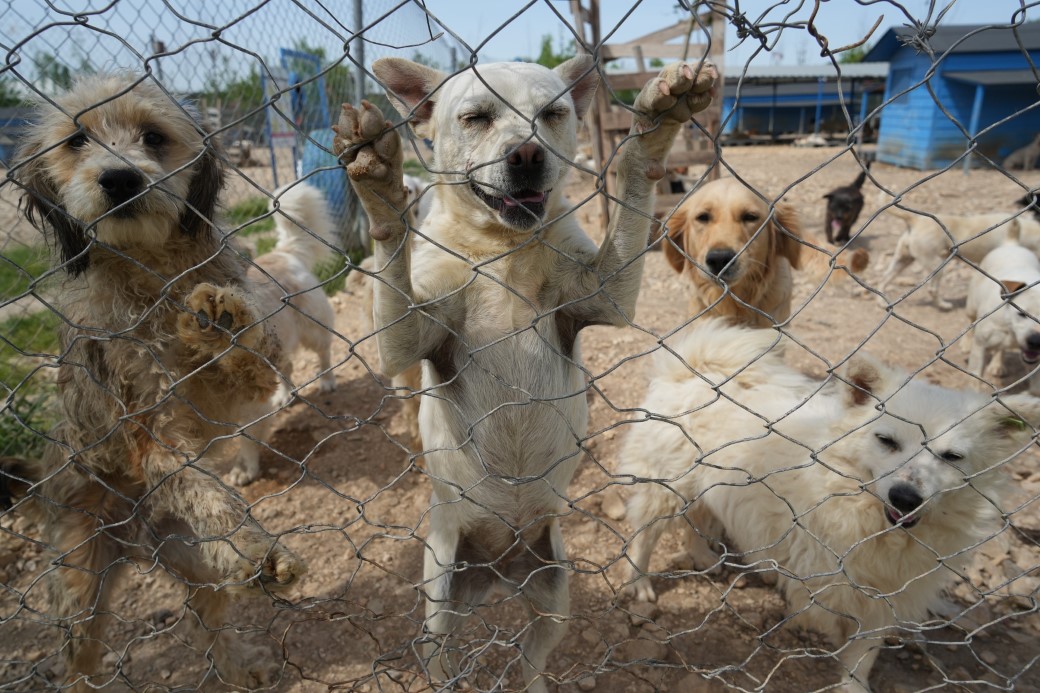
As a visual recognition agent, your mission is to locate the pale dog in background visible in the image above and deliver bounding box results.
[877,202,1040,309]
[229,181,339,485]
[9,73,305,691]
[618,319,1040,692]
[1003,132,1040,170]
[966,219,1040,394]
[334,54,716,690]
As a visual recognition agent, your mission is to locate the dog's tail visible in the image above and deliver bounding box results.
[851,160,871,190]
[0,457,35,510]
[269,182,336,270]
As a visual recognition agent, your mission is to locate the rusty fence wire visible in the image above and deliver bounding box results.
[2,1,1040,691]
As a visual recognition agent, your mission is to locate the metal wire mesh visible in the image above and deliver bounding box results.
[2,1,1040,691]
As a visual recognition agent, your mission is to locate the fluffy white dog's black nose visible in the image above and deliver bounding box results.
[99,168,144,204]
[888,483,924,514]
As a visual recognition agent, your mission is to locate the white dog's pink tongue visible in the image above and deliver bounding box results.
[503,192,546,207]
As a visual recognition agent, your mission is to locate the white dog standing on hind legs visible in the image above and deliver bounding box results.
[334,55,716,690]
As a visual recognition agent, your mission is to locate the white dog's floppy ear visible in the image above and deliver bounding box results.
[554,54,599,120]
[14,136,91,276]
[373,57,447,139]
[836,353,899,407]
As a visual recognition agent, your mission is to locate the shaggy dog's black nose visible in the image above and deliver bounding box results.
[705,248,737,276]
[888,483,924,514]
[99,168,144,204]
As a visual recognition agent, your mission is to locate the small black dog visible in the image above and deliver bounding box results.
[823,162,871,244]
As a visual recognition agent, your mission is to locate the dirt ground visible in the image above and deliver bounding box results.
[3,143,1040,692]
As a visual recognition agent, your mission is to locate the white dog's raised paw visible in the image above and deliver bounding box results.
[633,61,717,128]
[332,101,406,240]
[622,576,658,603]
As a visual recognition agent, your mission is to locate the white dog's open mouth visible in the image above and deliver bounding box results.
[885,506,920,528]
[1022,348,1040,365]
[470,182,550,225]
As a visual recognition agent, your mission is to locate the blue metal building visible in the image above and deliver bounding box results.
[722,64,889,143]
[863,22,1040,169]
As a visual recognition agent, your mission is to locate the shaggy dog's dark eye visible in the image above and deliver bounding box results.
[695,211,711,223]
[742,211,761,223]
[875,433,900,451]
[940,451,964,462]
[67,133,88,149]
[143,131,166,147]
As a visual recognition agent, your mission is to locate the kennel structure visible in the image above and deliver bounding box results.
[720,63,889,144]
[864,22,1040,170]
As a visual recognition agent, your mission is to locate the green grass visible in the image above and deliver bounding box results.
[0,309,62,458]
[227,196,275,236]
[0,245,50,301]
[403,159,428,177]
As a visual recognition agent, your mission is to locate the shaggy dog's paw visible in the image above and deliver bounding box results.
[179,283,263,352]
[332,101,406,240]
[214,639,282,689]
[228,542,307,593]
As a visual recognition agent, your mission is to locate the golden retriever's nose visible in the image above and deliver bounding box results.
[99,168,144,204]
[504,142,545,172]
[705,248,737,276]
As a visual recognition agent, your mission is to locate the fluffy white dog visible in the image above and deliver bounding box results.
[618,319,1040,691]
[966,222,1040,394]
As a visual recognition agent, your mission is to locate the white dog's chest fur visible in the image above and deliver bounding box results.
[413,238,589,523]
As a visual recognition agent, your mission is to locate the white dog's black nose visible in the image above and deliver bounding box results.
[705,248,737,276]
[504,142,545,175]
[1027,332,1040,350]
[888,483,924,514]
[99,168,144,204]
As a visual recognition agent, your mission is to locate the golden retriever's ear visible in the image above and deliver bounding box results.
[772,201,804,270]
[14,138,91,276]
[373,57,448,139]
[179,143,225,238]
[662,205,690,275]
[554,55,599,120]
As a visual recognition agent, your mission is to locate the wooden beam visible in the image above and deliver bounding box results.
[600,43,709,61]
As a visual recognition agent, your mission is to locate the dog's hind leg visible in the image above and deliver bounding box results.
[835,635,879,693]
[421,514,496,686]
[46,510,122,692]
[517,521,569,693]
[622,481,685,602]
[875,233,915,304]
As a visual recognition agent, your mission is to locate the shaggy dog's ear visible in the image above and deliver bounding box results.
[179,143,225,238]
[373,57,448,139]
[662,205,690,274]
[836,353,899,408]
[554,55,599,120]
[14,139,90,276]
[772,201,804,270]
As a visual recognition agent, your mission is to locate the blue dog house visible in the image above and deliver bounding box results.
[864,22,1040,170]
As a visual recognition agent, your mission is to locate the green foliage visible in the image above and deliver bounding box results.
[254,235,277,256]
[403,159,428,177]
[227,197,275,236]
[0,245,50,301]
[411,52,442,70]
[0,309,62,458]
[0,78,23,107]
[535,34,576,69]
[838,45,869,64]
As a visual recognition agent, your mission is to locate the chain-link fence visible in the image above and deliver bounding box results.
[3,1,1040,691]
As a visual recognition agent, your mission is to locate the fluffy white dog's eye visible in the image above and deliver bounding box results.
[940,450,964,462]
[742,211,760,223]
[695,211,710,223]
[874,432,899,450]
[461,112,491,126]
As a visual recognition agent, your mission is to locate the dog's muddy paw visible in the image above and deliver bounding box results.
[633,61,717,129]
[179,283,262,352]
[332,101,406,239]
[228,542,306,594]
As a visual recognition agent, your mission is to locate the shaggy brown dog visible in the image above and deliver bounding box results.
[10,73,305,691]
[663,177,806,327]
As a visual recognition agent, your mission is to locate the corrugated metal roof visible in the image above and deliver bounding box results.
[943,69,1039,86]
[864,22,1040,61]
[729,63,890,81]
